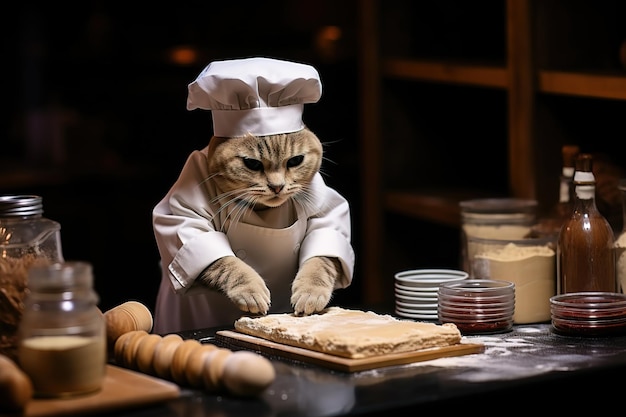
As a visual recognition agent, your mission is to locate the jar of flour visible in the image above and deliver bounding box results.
[471,236,556,324]
[460,198,537,275]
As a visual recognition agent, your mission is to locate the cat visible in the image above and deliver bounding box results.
[195,128,347,317]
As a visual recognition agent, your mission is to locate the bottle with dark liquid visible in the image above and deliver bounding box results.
[531,144,579,238]
[557,153,617,294]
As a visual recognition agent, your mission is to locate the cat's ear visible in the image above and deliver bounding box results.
[207,136,227,159]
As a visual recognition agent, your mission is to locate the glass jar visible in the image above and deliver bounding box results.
[438,279,515,334]
[470,235,556,324]
[615,179,626,293]
[17,261,106,398]
[0,195,64,362]
[459,198,537,275]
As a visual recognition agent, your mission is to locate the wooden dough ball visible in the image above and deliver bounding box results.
[152,334,184,380]
[135,333,163,375]
[222,351,276,397]
[122,330,150,370]
[104,301,153,351]
[201,348,232,392]
[114,330,147,366]
[170,339,202,385]
[184,344,218,389]
[0,354,33,412]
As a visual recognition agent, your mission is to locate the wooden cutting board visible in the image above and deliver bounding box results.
[23,365,180,417]
[216,330,484,372]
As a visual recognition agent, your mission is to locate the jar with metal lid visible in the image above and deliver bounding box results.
[17,261,106,398]
[0,195,64,362]
[459,198,537,276]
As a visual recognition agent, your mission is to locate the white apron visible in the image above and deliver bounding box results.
[152,147,354,333]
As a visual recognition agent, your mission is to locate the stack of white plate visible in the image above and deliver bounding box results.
[394,269,469,320]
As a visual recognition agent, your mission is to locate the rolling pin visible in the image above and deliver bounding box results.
[113,331,275,397]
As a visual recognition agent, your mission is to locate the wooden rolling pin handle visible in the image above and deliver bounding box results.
[103,301,153,353]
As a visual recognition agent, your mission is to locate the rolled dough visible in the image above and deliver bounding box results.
[234,307,461,358]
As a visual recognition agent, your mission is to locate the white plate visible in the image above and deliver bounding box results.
[395,305,438,314]
[395,309,439,320]
[395,283,440,294]
[396,294,439,304]
[394,269,469,288]
[395,289,439,300]
[395,297,438,306]
[395,300,439,309]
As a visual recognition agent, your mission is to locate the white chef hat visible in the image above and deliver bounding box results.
[187,57,322,137]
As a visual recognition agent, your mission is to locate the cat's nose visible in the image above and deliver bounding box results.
[269,183,284,194]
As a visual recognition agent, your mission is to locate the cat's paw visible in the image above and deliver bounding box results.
[200,256,271,314]
[291,257,342,316]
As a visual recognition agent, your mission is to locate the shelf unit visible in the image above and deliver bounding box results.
[357,0,626,307]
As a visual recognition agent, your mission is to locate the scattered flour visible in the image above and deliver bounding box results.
[355,326,589,383]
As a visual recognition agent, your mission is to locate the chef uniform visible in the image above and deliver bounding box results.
[152,57,355,333]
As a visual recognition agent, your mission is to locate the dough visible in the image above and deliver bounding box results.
[234,307,461,358]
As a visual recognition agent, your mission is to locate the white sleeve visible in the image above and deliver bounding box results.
[298,173,355,288]
[152,148,235,293]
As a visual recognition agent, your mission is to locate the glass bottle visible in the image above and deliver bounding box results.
[557,154,617,294]
[554,144,581,222]
[17,261,106,398]
[0,195,64,362]
[614,179,626,293]
[531,144,580,238]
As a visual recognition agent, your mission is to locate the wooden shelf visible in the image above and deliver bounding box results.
[358,0,626,307]
[384,189,500,227]
[384,62,626,100]
[538,70,626,100]
[383,58,508,88]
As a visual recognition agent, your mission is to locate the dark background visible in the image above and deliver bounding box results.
[1,1,362,312]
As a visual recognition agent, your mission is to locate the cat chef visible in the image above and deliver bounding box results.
[152,57,355,333]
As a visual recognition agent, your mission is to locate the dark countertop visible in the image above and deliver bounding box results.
[98,319,626,416]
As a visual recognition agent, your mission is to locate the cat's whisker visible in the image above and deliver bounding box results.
[210,188,243,206]
[225,197,255,234]
[208,191,246,227]
[216,190,257,234]
[293,188,318,214]
[198,172,222,186]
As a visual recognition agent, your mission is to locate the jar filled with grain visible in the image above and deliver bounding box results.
[470,235,556,324]
[17,261,106,398]
[0,195,64,363]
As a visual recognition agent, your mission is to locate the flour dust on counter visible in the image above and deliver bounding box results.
[351,324,624,384]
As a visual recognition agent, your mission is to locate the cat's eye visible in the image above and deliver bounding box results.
[287,155,304,168]
[242,158,263,171]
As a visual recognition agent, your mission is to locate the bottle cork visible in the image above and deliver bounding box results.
[103,301,153,352]
[562,145,580,171]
